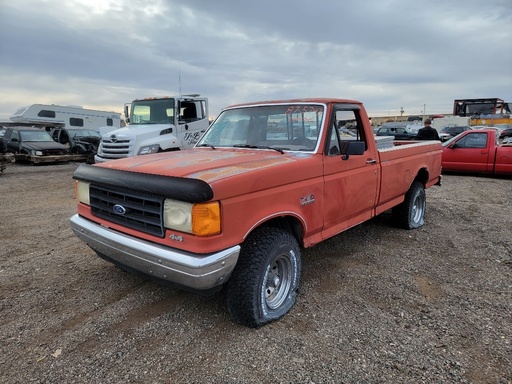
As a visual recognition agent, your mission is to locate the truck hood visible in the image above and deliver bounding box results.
[102,124,173,139]
[97,148,320,198]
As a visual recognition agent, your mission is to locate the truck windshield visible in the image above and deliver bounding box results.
[130,99,175,125]
[197,104,324,152]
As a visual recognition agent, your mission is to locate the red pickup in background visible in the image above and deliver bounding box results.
[442,129,512,175]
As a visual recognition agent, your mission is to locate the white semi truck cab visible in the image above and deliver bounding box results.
[94,95,208,163]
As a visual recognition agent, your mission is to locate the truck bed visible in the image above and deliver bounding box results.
[376,139,442,214]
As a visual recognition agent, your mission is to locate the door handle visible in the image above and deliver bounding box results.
[366,159,377,164]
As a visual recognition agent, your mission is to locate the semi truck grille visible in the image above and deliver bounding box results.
[99,138,132,158]
[89,185,165,237]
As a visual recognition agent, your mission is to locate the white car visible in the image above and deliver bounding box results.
[438,131,451,141]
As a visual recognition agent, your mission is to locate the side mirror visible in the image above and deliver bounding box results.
[11,138,19,143]
[450,143,459,149]
[340,141,365,160]
[124,104,131,123]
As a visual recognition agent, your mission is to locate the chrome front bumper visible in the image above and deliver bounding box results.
[70,214,240,291]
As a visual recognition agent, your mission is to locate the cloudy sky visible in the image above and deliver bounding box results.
[1,0,511,121]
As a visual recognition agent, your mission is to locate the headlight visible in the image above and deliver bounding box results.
[163,199,220,236]
[75,181,90,205]
[160,128,173,135]
[34,150,43,156]
[137,144,160,155]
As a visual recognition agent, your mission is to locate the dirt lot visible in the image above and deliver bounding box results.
[0,162,510,383]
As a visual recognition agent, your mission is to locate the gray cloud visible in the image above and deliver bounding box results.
[0,0,511,120]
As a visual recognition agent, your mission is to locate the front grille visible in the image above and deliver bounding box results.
[44,149,68,156]
[99,138,132,158]
[90,185,165,237]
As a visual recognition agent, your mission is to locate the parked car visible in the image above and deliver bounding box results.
[440,126,473,138]
[1,126,69,163]
[498,127,512,140]
[51,128,102,154]
[375,123,417,140]
[438,131,451,142]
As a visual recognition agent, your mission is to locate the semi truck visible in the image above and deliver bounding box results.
[94,95,209,163]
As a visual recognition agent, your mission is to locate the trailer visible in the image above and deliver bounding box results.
[10,104,121,132]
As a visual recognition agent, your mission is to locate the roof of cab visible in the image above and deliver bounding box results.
[224,98,362,109]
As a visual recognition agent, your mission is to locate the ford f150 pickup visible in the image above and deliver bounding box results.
[70,98,442,327]
[442,128,512,175]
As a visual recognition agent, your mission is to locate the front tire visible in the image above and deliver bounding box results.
[227,227,301,328]
[392,181,426,229]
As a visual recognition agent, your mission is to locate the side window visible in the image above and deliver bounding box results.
[456,133,488,148]
[70,118,84,127]
[179,100,207,123]
[106,118,113,126]
[38,110,56,118]
[12,130,20,141]
[180,101,206,123]
[327,108,367,156]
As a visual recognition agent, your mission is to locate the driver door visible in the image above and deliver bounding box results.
[322,105,379,239]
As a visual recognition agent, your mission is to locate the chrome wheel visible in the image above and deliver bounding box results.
[411,189,426,225]
[264,254,293,310]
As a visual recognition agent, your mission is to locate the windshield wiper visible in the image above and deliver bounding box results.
[197,143,215,149]
[233,144,284,154]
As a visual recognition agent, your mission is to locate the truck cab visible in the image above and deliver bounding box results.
[94,95,208,163]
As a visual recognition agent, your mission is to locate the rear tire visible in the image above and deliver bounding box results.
[392,181,426,229]
[227,227,301,328]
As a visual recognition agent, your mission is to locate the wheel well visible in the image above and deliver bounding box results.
[256,216,304,247]
[415,167,429,186]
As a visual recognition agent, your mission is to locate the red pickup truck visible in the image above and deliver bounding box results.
[442,129,512,175]
[70,98,442,327]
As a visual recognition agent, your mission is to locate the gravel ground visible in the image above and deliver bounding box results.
[0,162,511,384]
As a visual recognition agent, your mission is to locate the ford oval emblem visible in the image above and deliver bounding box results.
[112,204,127,215]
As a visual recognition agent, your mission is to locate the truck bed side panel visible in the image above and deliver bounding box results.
[376,141,441,214]
[494,145,512,174]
